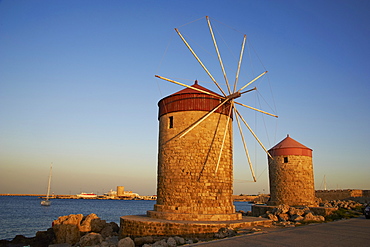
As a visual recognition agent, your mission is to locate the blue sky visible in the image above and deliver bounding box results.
[0,0,369,196]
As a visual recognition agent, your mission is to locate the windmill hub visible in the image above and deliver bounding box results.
[226,91,241,100]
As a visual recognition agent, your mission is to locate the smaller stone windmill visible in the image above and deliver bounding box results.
[267,135,317,207]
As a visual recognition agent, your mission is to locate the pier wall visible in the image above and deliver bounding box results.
[315,189,369,201]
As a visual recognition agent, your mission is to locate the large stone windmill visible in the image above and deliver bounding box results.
[120,16,277,237]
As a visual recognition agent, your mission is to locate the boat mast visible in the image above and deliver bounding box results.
[46,163,52,200]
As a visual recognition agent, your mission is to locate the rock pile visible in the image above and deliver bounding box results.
[52,213,120,246]
[135,236,193,247]
[319,199,362,209]
[1,213,241,247]
[261,204,325,226]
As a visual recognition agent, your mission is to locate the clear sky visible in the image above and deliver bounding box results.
[1,0,369,196]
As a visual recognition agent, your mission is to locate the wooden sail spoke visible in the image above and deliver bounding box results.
[179,99,230,138]
[155,75,224,99]
[206,16,231,95]
[215,103,233,174]
[239,71,268,92]
[175,28,227,96]
[240,87,257,95]
[235,101,278,118]
[233,34,247,93]
[235,108,273,159]
[234,106,257,182]
[158,18,276,187]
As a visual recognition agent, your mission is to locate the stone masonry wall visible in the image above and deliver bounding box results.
[149,110,241,221]
[268,155,317,206]
[315,189,364,201]
[120,215,271,238]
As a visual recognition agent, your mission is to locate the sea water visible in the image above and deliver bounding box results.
[0,196,252,240]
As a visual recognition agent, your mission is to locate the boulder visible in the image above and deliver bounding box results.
[109,222,120,233]
[101,236,119,247]
[274,204,290,214]
[185,239,194,244]
[302,206,311,215]
[100,223,114,239]
[91,218,107,233]
[107,236,119,243]
[53,223,80,245]
[303,212,315,221]
[80,213,100,232]
[53,214,84,244]
[53,214,83,227]
[277,213,289,221]
[118,237,135,247]
[290,214,304,222]
[35,228,55,246]
[303,212,325,222]
[267,213,278,221]
[134,236,155,246]
[11,235,35,246]
[174,236,185,245]
[214,227,236,238]
[167,237,177,247]
[78,232,103,247]
[288,207,305,216]
[152,239,168,247]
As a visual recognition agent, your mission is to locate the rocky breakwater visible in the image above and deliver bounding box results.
[52,213,120,246]
[0,214,241,247]
[0,213,122,247]
[319,199,363,209]
[261,204,326,227]
[253,199,365,228]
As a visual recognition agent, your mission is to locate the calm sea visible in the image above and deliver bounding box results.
[0,196,252,240]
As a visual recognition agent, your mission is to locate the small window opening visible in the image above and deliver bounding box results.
[284,157,289,163]
[168,116,174,129]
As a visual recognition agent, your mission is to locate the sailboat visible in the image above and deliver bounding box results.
[41,163,52,206]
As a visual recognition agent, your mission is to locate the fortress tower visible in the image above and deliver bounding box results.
[267,135,317,206]
[147,81,241,221]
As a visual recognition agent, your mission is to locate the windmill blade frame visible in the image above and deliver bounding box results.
[156,16,278,182]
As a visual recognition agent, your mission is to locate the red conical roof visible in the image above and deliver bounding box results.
[170,80,222,97]
[269,135,312,157]
[158,80,232,119]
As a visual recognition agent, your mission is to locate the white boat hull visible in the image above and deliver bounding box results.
[41,200,51,206]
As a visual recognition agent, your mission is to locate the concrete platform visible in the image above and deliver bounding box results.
[120,215,272,238]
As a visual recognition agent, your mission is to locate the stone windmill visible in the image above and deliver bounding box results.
[267,135,317,207]
[149,16,278,221]
[120,16,277,238]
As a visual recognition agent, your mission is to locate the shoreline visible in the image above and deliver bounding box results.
[0,194,263,202]
[0,194,156,200]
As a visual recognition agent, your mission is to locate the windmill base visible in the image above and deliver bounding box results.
[119,215,272,238]
[147,210,242,221]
